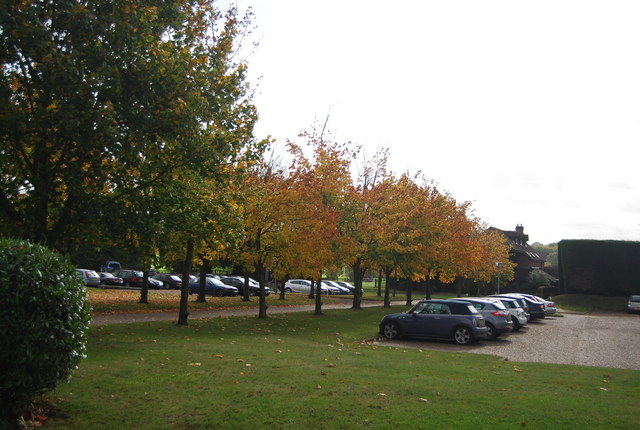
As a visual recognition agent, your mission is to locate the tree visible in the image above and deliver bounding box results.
[0,1,260,266]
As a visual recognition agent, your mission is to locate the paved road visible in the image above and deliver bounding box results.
[377,312,640,370]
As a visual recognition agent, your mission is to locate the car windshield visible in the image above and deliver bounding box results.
[630,296,640,302]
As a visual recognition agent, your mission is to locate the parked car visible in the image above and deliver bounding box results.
[628,295,640,313]
[321,281,347,295]
[495,293,545,320]
[335,281,363,294]
[378,299,489,345]
[219,276,271,296]
[100,261,121,273]
[151,273,182,289]
[323,280,350,295]
[490,297,528,331]
[99,272,123,286]
[147,277,163,289]
[113,270,144,288]
[284,279,330,294]
[76,269,100,287]
[188,276,238,297]
[455,298,514,339]
[532,295,557,315]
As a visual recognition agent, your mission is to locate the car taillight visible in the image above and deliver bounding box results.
[491,310,509,318]
[547,303,553,307]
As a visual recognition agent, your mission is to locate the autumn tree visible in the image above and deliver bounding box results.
[279,129,352,315]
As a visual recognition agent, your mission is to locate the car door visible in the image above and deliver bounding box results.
[402,302,449,338]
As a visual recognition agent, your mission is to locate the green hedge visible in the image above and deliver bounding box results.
[0,239,91,427]
[558,239,640,296]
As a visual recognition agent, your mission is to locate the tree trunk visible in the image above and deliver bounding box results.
[314,274,323,315]
[139,269,149,304]
[377,269,382,297]
[351,259,364,310]
[308,279,315,299]
[177,238,194,326]
[257,261,267,318]
[383,268,392,307]
[242,273,250,301]
[405,279,413,306]
[197,260,208,303]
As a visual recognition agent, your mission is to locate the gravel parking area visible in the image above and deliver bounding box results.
[376,312,640,370]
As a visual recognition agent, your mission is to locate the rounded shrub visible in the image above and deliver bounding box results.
[0,238,91,426]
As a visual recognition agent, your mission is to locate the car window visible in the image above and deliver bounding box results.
[470,302,484,310]
[465,304,480,314]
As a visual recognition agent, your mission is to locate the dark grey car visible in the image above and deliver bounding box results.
[455,298,514,339]
[379,300,489,345]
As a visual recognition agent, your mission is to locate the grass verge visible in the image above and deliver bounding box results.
[46,306,639,429]
[552,294,628,313]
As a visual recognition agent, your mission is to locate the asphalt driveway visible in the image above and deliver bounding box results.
[376,312,640,370]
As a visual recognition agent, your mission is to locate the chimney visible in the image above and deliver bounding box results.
[515,224,524,234]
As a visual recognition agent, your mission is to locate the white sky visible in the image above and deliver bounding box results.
[232,0,640,244]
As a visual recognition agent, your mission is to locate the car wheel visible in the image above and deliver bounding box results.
[485,323,497,340]
[511,316,522,331]
[125,281,131,288]
[453,326,473,345]
[382,322,401,340]
[215,289,224,297]
[285,287,292,293]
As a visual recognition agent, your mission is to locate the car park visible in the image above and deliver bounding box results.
[284,279,331,294]
[219,276,271,296]
[76,269,100,287]
[379,299,489,345]
[455,298,514,339]
[188,276,238,297]
[151,273,182,289]
[99,272,123,286]
[628,295,640,313]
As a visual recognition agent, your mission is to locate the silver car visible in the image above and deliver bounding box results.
[628,295,640,313]
[76,269,100,287]
[456,298,514,339]
[489,297,528,331]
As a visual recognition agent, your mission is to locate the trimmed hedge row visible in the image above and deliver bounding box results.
[558,239,640,296]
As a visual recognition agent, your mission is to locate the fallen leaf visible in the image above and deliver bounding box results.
[187,362,201,367]
[419,398,428,403]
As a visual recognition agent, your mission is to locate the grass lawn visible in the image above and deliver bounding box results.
[88,288,351,314]
[45,306,639,429]
[552,294,629,313]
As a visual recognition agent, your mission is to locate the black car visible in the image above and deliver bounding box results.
[151,273,182,289]
[113,270,144,288]
[379,299,489,345]
[219,276,270,296]
[189,277,238,297]
[99,272,124,286]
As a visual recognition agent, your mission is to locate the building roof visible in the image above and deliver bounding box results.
[489,224,545,263]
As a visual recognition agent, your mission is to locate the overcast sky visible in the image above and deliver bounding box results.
[232,0,640,245]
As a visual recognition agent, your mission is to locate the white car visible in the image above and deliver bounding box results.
[76,269,100,287]
[284,279,330,294]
